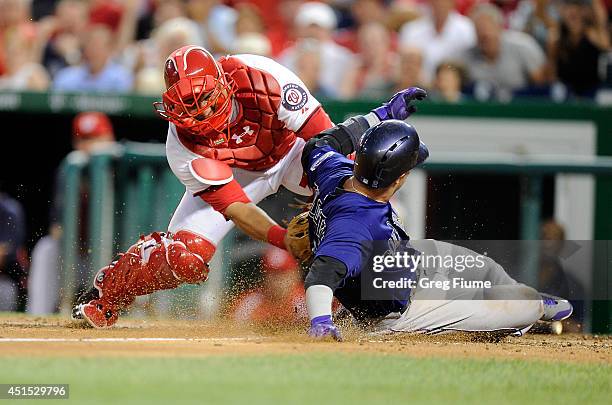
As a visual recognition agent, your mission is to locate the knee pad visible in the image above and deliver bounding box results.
[166,230,216,283]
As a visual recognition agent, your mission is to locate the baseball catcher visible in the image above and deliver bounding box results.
[71,45,337,327]
[290,99,573,340]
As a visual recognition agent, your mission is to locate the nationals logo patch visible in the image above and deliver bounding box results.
[282,83,308,111]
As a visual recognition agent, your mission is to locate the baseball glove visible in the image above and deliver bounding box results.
[285,211,313,265]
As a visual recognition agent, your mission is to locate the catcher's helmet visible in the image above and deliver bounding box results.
[354,120,428,189]
[154,46,234,135]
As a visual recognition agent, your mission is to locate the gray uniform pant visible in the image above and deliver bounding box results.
[378,240,544,335]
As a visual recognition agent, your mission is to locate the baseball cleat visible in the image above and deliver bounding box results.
[540,293,573,322]
[71,304,85,321]
[75,301,118,329]
[71,287,118,328]
[71,287,98,319]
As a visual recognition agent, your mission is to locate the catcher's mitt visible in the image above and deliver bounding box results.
[285,211,313,265]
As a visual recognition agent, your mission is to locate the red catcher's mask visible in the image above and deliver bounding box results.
[154,46,234,138]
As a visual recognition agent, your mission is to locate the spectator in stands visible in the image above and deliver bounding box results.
[336,0,391,53]
[233,3,271,55]
[121,1,191,88]
[88,0,124,32]
[0,0,36,78]
[387,0,422,33]
[185,0,237,55]
[150,0,187,29]
[488,0,524,24]
[0,187,27,312]
[463,3,548,101]
[343,22,398,99]
[399,0,476,83]
[351,0,389,26]
[235,3,267,38]
[265,0,303,56]
[240,0,282,38]
[232,247,307,326]
[27,112,117,315]
[393,45,428,92]
[0,21,49,90]
[431,61,466,102]
[53,24,133,93]
[510,0,559,49]
[31,0,57,20]
[133,17,202,95]
[548,0,609,98]
[91,0,141,60]
[235,33,272,56]
[37,0,89,78]
[292,39,334,99]
[279,1,356,99]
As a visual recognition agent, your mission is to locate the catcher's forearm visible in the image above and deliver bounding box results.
[224,201,283,246]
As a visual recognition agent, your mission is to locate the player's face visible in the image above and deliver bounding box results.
[157,62,235,134]
[182,86,230,122]
[183,94,215,120]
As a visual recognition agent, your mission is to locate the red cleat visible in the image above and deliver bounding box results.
[73,299,118,329]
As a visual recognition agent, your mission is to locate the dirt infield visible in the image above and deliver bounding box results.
[0,314,610,363]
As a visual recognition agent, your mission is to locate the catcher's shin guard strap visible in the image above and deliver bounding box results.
[267,225,287,250]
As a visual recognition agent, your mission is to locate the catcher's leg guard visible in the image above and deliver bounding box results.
[73,231,215,328]
[167,230,215,283]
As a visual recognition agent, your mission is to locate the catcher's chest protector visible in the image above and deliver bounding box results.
[177,56,297,171]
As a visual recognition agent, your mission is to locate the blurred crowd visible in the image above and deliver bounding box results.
[0,0,610,102]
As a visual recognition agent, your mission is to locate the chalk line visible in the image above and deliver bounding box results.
[0,337,259,343]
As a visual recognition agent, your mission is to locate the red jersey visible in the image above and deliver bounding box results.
[173,54,333,172]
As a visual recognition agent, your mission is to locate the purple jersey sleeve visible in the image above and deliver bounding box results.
[315,217,372,278]
[304,144,354,192]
